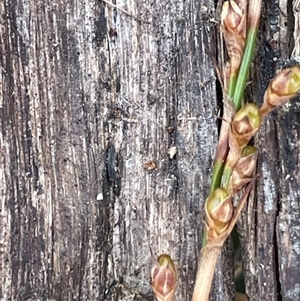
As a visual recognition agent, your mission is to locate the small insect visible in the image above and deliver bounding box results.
[109,27,117,37]
[143,160,156,170]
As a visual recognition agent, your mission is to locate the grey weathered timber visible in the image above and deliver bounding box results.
[0,0,219,300]
[240,1,300,301]
[0,0,300,301]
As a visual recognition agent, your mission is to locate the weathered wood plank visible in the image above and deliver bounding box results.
[103,0,221,299]
[240,1,300,300]
[1,0,300,300]
[0,0,221,300]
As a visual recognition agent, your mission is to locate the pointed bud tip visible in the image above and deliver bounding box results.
[271,66,300,98]
[157,254,176,270]
[232,103,261,146]
[221,1,243,30]
[151,254,177,301]
[206,189,233,234]
[206,188,229,213]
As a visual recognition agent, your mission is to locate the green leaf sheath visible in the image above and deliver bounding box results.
[210,29,258,195]
[221,165,232,189]
[227,74,237,98]
[209,160,225,194]
[233,28,257,111]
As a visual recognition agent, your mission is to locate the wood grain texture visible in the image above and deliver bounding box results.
[239,1,300,301]
[1,0,300,300]
[0,0,221,300]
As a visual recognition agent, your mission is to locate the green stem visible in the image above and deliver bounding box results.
[227,73,237,98]
[205,0,261,248]
[219,29,258,189]
[232,28,257,111]
[209,29,258,194]
[209,160,225,194]
[221,165,232,189]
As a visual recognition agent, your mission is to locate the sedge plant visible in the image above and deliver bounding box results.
[192,1,300,301]
[150,1,300,301]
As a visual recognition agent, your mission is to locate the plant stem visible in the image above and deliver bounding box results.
[192,244,222,301]
[197,0,262,297]
[232,28,257,110]
[221,165,232,189]
[232,0,262,110]
[220,0,262,187]
[227,73,237,98]
[193,178,257,301]
[209,4,260,194]
[210,160,226,194]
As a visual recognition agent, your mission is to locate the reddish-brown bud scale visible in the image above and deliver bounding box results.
[205,188,233,240]
[231,103,261,146]
[228,146,258,193]
[151,254,177,301]
[261,66,300,118]
[221,1,246,77]
[223,2,242,30]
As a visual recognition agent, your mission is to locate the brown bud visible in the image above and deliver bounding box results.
[221,1,245,36]
[224,128,242,172]
[221,1,246,74]
[238,146,258,177]
[151,254,177,301]
[232,103,261,146]
[205,188,233,239]
[261,66,300,118]
[228,146,258,193]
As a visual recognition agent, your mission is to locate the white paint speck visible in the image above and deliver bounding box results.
[96,192,103,201]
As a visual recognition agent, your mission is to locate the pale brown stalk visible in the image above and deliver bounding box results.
[191,242,222,301]
[192,177,257,301]
[248,0,262,29]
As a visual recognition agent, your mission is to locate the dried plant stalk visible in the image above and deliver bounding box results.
[192,178,256,301]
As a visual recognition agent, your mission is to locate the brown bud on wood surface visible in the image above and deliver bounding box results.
[261,66,300,118]
[151,254,177,301]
